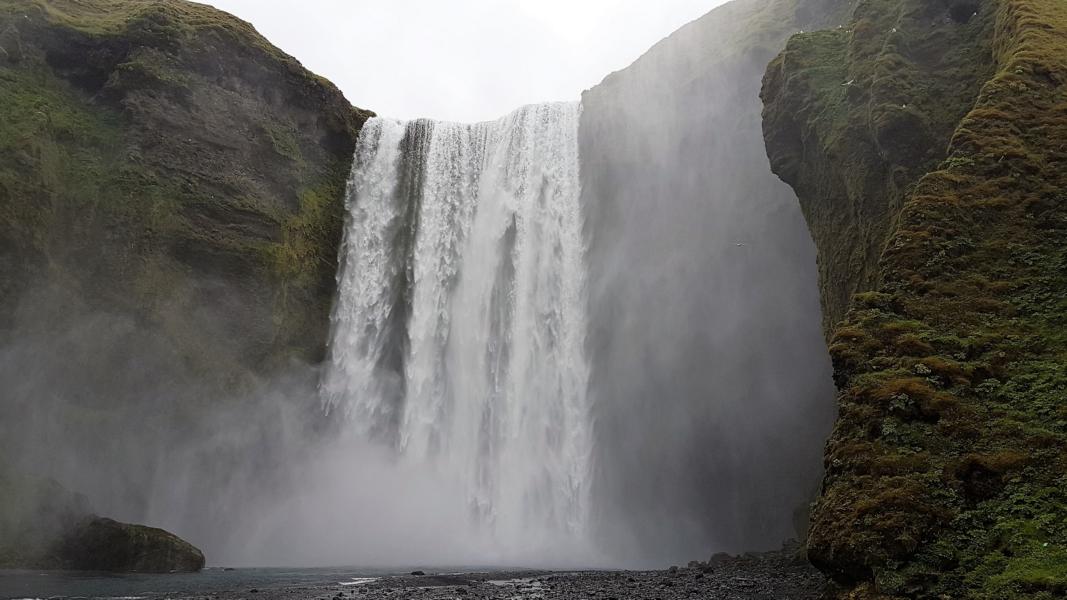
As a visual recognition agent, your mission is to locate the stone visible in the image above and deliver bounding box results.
[51,517,205,573]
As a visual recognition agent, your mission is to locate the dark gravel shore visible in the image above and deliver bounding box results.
[196,547,829,600]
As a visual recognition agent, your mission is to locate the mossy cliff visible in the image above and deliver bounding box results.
[0,0,371,568]
[0,0,371,377]
[763,0,996,334]
[763,0,1067,597]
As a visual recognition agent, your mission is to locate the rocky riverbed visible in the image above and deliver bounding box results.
[184,547,829,600]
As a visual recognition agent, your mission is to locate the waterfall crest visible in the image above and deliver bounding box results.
[322,102,592,543]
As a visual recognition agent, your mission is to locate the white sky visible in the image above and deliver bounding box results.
[198,0,730,122]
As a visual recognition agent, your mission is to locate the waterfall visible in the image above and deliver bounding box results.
[321,102,592,543]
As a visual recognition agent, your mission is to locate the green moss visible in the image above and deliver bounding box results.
[763,0,999,333]
[0,0,375,569]
[265,122,304,165]
[0,0,371,372]
[766,0,1067,597]
[53,516,205,573]
[5,0,296,64]
[265,173,347,363]
[987,548,1067,597]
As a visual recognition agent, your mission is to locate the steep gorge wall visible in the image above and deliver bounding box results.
[0,0,370,560]
[763,0,1067,597]
[0,0,370,375]
[763,0,996,334]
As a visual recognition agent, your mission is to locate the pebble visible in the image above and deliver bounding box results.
[162,547,827,600]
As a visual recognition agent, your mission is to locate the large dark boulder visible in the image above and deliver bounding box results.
[50,517,205,573]
[1,466,204,572]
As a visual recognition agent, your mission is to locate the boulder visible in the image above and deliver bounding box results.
[51,517,205,573]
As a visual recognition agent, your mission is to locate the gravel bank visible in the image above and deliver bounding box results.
[196,547,829,600]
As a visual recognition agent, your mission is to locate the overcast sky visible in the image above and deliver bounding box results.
[199,0,730,122]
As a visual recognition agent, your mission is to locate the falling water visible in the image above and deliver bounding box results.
[321,102,592,545]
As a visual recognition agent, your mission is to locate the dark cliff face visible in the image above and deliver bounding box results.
[0,0,370,373]
[578,0,850,564]
[762,0,996,335]
[763,0,1067,597]
[0,0,369,562]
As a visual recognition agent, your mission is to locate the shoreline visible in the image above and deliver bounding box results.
[1,547,830,600]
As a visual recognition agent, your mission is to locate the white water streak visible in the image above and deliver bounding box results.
[322,102,592,544]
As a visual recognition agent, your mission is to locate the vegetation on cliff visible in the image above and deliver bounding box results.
[764,0,1067,597]
[0,0,371,374]
[0,0,370,568]
[763,0,996,333]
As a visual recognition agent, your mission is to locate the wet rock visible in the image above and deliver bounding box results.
[51,517,205,573]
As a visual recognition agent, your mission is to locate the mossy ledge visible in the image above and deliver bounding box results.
[0,0,372,378]
[764,0,1067,597]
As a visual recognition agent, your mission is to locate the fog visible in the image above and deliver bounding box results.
[1,0,835,572]
[578,1,836,564]
[0,286,606,567]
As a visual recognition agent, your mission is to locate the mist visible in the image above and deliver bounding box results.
[0,324,569,569]
[0,0,835,574]
[578,0,836,565]
[0,278,606,569]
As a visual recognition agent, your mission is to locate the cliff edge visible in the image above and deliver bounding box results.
[0,0,371,374]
